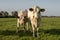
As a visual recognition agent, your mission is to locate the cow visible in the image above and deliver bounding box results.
[16,5,45,37]
[16,9,28,33]
[28,5,45,37]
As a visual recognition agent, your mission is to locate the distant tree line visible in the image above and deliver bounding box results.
[0,11,60,18]
[0,11,18,18]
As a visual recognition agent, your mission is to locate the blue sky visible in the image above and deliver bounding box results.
[0,0,60,16]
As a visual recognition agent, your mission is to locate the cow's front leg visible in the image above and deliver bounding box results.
[37,27,39,37]
[32,24,35,37]
[36,23,39,37]
[16,22,20,33]
[29,21,32,31]
[23,23,26,33]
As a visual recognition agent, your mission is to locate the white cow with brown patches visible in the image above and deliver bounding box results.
[28,5,45,37]
[16,9,28,33]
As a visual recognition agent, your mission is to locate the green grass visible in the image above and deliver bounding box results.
[0,17,60,40]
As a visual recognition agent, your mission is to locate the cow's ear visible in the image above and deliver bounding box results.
[40,9,45,12]
[29,8,34,11]
[16,16,19,18]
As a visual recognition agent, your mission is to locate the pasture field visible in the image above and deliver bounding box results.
[0,17,60,40]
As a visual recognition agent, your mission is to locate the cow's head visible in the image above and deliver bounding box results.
[29,5,45,20]
[33,5,45,13]
[18,10,28,24]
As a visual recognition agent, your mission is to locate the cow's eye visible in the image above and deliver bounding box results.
[29,8,34,11]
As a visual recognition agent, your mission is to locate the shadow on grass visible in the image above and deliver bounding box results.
[0,30,32,37]
[43,29,60,35]
[0,29,60,37]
